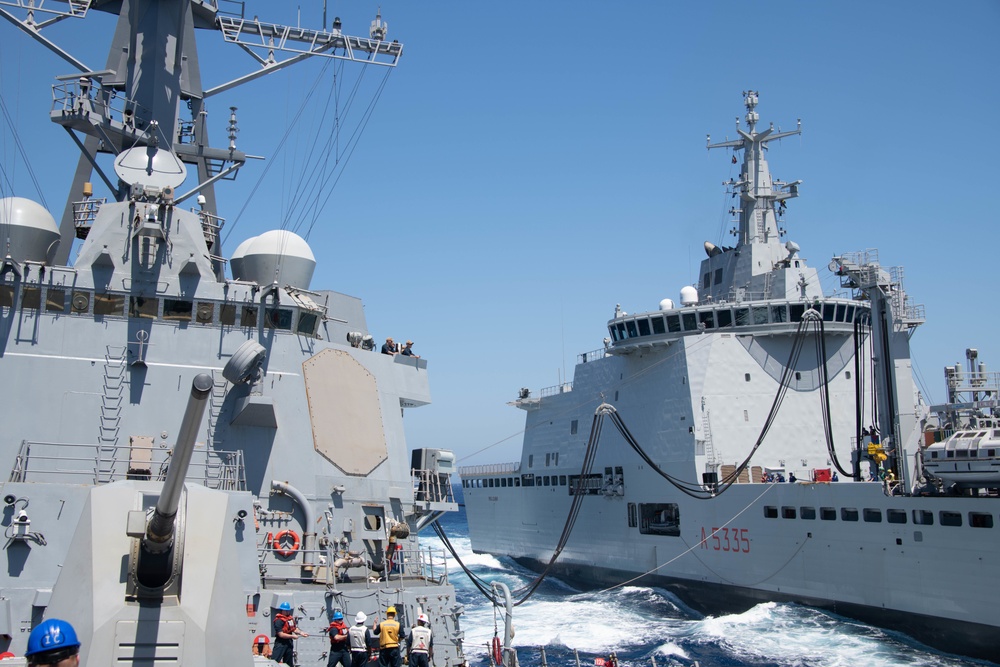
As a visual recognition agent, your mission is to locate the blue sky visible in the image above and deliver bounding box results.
[2,1,998,466]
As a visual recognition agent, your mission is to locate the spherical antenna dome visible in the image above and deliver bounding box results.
[659,298,675,311]
[229,235,256,281]
[679,285,699,306]
[240,230,316,289]
[0,197,60,264]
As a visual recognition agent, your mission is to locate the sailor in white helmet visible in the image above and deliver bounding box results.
[348,612,374,667]
[406,614,433,667]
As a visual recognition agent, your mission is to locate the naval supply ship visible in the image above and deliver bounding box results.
[0,3,467,665]
[460,92,1000,662]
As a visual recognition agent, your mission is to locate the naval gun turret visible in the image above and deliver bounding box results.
[131,374,213,593]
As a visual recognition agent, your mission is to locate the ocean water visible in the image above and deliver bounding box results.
[429,489,996,667]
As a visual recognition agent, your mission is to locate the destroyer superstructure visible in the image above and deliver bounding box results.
[460,93,999,662]
[0,3,465,665]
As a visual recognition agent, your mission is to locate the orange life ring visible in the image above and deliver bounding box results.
[492,636,503,666]
[272,529,301,557]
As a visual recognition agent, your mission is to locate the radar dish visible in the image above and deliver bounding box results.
[113,146,187,190]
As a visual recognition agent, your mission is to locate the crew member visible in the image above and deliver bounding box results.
[24,618,81,667]
[407,614,433,667]
[328,610,351,667]
[373,606,403,667]
[349,612,373,667]
[273,601,309,666]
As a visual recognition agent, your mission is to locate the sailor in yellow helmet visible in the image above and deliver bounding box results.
[373,606,403,667]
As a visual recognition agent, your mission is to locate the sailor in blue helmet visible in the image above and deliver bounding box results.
[24,619,81,667]
[326,609,351,667]
[273,601,309,665]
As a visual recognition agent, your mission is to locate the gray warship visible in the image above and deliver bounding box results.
[460,92,1000,662]
[0,2,467,665]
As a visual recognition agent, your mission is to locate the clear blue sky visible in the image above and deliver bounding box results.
[2,1,998,466]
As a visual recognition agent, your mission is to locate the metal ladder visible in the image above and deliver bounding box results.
[97,345,127,483]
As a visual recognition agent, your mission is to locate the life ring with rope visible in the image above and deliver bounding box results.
[272,529,301,557]
[491,636,503,666]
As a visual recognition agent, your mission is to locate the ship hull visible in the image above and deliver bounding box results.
[465,478,999,662]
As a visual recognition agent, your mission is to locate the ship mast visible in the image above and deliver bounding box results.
[0,0,402,274]
[707,90,802,250]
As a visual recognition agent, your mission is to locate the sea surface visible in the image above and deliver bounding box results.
[428,486,996,667]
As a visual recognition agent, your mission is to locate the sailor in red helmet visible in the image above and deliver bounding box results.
[24,619,81,667]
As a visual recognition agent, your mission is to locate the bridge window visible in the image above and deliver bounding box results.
[717,309,732,328]
[667,315,681,333]
[21,287,40,309]
[823,303,836,322]
[45,288,67,312]
[616,322,626,339]
[846,305,856,322]
[770,305,787,323]
[265,308,293,330]
[521,474,534,487]
[789,303,805,322]
[681,312,697,331]
[753,307,769,325]
[651,316,666,334]
[735,308,750,326]
[637,318,651,336]
[220,303,237,325]
[699,311,715,329]
[626,320,638,338]
[297,312,319,335]
[835,304,847,321]
[127,295,155,318]
[242,306,258,327]
[163,299,193,321]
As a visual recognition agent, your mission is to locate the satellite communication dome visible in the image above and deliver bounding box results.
[659,298,675,311]
[240,230,316,289]
[0,197,60,264]
[228,235,256,281]
[679,286,699,306]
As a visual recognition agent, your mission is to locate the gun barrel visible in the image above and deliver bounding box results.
[145,373,214,550]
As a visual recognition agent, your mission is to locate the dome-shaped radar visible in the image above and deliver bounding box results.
[679,285,699,306]
[659,298,675,311]
[0,197,60,264]
[239,230,316,289]
[228,235,256,281]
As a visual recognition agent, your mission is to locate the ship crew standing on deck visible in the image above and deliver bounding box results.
[373,606,404,667]
[273,601,309,666]
[349,612,374,667]
[24,619,81,667]
[381,338,398,355]
[407,614,433,667]
[327,610,351,667]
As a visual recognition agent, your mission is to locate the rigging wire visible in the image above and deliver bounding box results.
[0,94,49,209]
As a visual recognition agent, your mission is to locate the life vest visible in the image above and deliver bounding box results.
[329,620,349,645]
[349,625,369,652]
[377,618,401,648]
[409,625,432,653]
[275,612,296,636]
